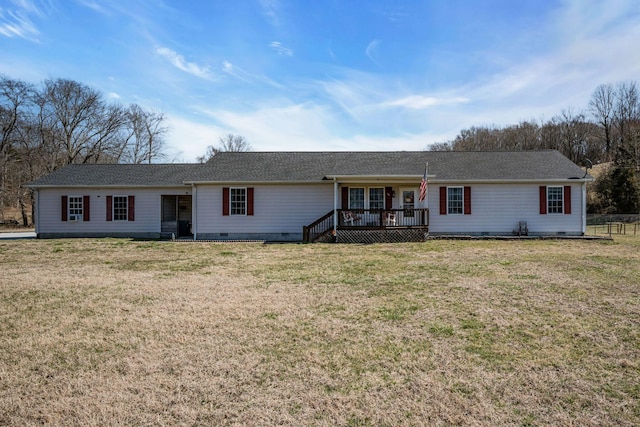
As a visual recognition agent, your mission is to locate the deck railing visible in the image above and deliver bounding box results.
[338,208,429,229]
[303,208,430,243]
[302,210,334,243]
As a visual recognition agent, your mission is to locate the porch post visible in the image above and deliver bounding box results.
[192,184,197,240]
[333,178,338,236]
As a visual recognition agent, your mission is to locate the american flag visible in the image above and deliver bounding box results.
[418,164,428,202]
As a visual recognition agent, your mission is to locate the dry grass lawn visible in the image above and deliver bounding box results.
[0,233,639,426]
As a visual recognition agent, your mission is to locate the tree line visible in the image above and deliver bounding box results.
[3,74,638,225]
[431,81,640,214]
[1,76,169,225]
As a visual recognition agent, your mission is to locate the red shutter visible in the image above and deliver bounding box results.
[464,186,471,215]
[539,186,547,215]
[439,187,447,215]
[564,186,572,215]
[106,195,113,221]
[128,195,135,221]
[247,188,254,216]
[222,187,229,216]
[385,187,393,210]
[83,196,90,222]
[341,187,349,209]
[61,195,68,221]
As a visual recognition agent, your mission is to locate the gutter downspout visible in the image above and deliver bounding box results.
[192,184,197,240]
[35,189,39,237]
[581,181,587,235]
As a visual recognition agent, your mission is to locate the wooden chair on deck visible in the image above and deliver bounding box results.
[342,211,361,226]
[385,212,397,226]
[517,221,528,236]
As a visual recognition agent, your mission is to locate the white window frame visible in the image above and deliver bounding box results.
[68,195,83,220]
[447,186,464,215]
[113,195,128,221]
[349,187,365,209]
[547,186,564,214]
[349,187,386,210]
[368,187,385,210]
[230,187,247,216]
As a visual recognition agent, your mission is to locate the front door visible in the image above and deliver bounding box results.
[399,188,418,225]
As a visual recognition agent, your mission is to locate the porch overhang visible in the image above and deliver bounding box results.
[324,174,435,184]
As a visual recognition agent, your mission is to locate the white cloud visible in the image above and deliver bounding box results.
[0,0,41,41]
[194,100,454,152]
[156,47,216,80]
[107,92,120,99]
[74,0,110,15]
[221,60,251,83]
[164,115,227,162]
[269,41,293,56]
[386,95,470,109]
[258,0,280,27]
[365,39,381,65]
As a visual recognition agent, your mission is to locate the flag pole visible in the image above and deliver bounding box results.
[425,161,429,210]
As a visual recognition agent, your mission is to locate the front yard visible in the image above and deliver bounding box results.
[0,235,638,425]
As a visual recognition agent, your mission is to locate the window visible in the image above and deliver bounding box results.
[222,187,254,216]
[106,195,134,221]
[369,188,385,210]
[349,188,365,209]
[62,195,90,222]
[68,196,83,218]
[447,187,464,215]
[230,188,246,215]
[547,186,563,214]
[113,196,128,221]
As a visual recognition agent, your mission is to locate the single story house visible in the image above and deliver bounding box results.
[27,150,591,242]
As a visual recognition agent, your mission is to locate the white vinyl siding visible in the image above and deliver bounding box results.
[35,187,188,236]
[428,183,582,235]
[197,184,334,235]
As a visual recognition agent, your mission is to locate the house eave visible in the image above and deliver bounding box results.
[431,178,593,184]
[324,174,435,183]
[26,184,191,189]
[184,180,331,185]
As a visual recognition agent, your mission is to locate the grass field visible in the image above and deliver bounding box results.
[0,233,638,426]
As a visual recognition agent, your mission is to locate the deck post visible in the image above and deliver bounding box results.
[333,178,338,236]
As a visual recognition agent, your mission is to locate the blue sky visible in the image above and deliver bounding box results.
[1,0,639,161]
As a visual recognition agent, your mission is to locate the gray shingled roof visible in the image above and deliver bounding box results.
[27,151,589,188]
[27,164,206,187]
[191,150,588,182]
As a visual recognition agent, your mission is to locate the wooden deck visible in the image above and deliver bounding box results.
[303,209,429,243]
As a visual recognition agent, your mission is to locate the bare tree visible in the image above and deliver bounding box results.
[614,81,639,148]
[41,78,127,165]
[0,76,35,220]
[197,134,251,163]
[589,84,616,159]
[117,104,169,164]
